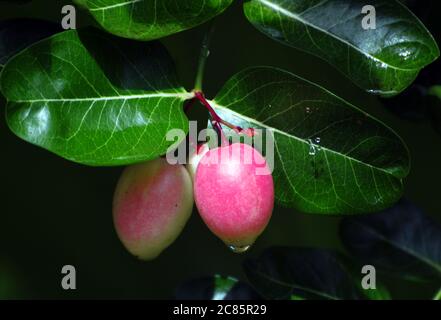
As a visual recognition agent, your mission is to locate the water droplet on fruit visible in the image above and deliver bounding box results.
[228,244,251,253]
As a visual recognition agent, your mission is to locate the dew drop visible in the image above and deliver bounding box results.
[228,244,251,254]
[314,137,322,151]
[308,139,316,156]
[305,107,311,114]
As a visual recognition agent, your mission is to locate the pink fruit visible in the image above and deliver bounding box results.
[113,158,193,260]
[194,143,274,251]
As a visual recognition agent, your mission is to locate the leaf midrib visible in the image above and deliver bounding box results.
[210,100,400,178]
[9,92,193,104]
[254,0,423,72]
[89,0,143,12]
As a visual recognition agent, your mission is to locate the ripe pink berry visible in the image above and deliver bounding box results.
[194,143,274,252]
[113,158,193,260]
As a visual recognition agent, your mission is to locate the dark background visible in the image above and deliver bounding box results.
[0,0,440,299]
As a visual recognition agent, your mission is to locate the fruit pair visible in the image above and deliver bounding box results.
[113,143,274,260]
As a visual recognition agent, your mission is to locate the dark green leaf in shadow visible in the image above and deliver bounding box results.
[0,28,192,166]
[74,0,233,41]
[243,247,362,300]
[210,66,410,214]
[175,274,262,300]
[243,0,440,97]
[340,199,441,282]
[0,19,61,70]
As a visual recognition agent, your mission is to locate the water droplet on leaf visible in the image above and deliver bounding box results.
[308,139,316,156]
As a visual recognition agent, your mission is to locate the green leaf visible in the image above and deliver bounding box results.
[243,0,440,97]
[175,275,262,300]
[210,66,410,214]
[244,247,363,300]
[340,199,441,282]
[0,28,192,166]
[75,0,233,41]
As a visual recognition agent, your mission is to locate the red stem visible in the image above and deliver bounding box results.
[185,91,256,146]
[194,91,228,146]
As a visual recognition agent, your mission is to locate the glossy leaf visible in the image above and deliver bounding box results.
[340,199,441,282]
[0,19,61,70]
[175,275,262,300]
[244,0,440,96]
[210,66,410,214]
[74,0,233,41]
[0,28,192,166]
[243,247,362,300]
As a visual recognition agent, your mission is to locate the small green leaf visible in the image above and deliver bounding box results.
[213,275,238,300]
[0,28,192,166]
[175,275,262,300]
[210,66,409,214]
[244,0,440,96]
[75,0,233,41]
